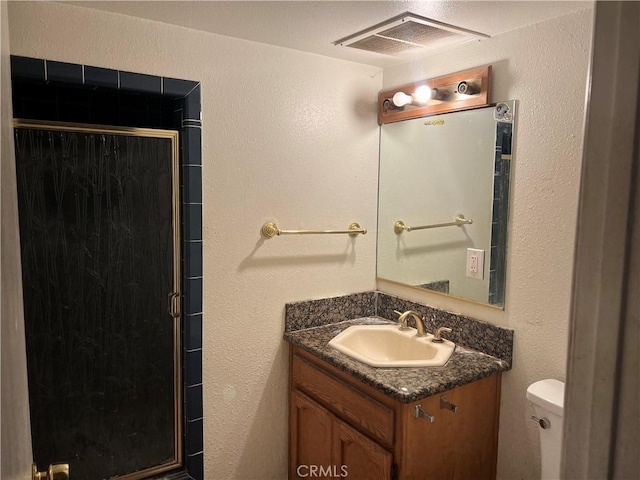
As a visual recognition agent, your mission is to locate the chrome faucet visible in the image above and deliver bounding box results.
[394,310,428,337]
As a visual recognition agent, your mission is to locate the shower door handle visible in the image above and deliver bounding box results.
[167,291,181,318]
[32,463,69,480]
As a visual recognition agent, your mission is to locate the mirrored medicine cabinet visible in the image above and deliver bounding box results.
[377,99,516,308]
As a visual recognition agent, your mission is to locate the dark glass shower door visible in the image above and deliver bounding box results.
[14,122,182,480]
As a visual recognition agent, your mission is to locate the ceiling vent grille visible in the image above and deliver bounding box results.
[334,12,489,57]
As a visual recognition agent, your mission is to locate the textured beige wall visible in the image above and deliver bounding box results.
[1,1,33,478]
[380,8,594,479]
[7,2,381,478]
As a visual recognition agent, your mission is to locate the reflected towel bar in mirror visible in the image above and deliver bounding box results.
[394,215,473,234]
[261,222,367,238]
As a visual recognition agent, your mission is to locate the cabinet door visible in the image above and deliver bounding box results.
[290,390,333,479]
[442,374,500,479]
[401,392,454,479]
[402,375,500,479]
[332,417,392,480]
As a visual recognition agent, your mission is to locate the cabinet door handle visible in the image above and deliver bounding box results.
[440,395,458,413]
[414,405,435,423]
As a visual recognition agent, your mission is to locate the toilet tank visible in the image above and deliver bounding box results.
[527,379,565,480]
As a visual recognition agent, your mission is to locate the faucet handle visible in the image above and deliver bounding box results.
[433,326,452,343]
[393,310,410,329]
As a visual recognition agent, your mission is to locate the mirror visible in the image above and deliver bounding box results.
[377,101,515,308]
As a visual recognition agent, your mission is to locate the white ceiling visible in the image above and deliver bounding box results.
[66,1,592,68]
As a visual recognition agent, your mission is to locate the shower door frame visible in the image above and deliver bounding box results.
[14,119,184,480]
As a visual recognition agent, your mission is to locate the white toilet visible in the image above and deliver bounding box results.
[526,379,565,480]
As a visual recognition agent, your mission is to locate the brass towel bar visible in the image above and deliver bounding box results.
[261,222,367,239]
[394,214,473,234]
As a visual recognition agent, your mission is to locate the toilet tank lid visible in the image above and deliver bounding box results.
[526,379,565,417]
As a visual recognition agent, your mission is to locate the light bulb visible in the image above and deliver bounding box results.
[413,85,432,104]
[392,91,413,107]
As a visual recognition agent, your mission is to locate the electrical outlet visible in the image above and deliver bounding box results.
[466,248,485,279]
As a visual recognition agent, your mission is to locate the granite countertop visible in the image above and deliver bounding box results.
[284,316,510,404]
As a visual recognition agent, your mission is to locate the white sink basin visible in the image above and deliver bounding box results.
[328,324,455,367]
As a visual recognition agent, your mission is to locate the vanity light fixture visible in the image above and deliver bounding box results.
[379,65,491,124]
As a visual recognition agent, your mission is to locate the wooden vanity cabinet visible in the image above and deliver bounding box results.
[291,390,393,479]
[289,346,501,480]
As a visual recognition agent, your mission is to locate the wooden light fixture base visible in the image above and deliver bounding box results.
[378,65,491,124]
